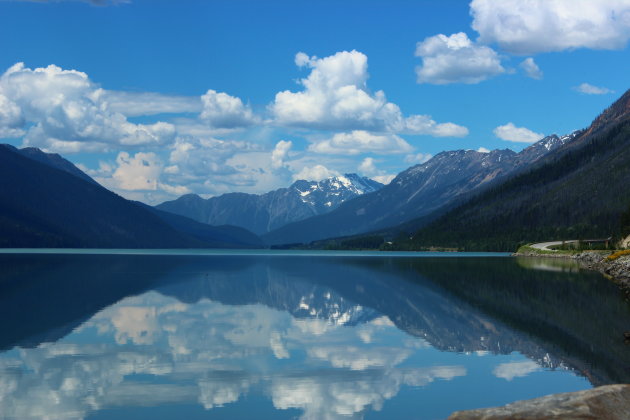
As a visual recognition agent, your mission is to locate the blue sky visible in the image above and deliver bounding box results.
[0,0,629,204]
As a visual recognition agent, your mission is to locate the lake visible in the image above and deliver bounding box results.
[1,250,629,419]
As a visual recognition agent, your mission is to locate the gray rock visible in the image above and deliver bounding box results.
[573,252,630,291]
[572,251,607,267]
[448,384,630,420]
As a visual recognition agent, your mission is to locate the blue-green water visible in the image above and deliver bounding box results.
[0,250,628,419]
[0,248,509,257]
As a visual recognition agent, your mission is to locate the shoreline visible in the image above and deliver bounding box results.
[513,250,630,296]
[448,384,630,419]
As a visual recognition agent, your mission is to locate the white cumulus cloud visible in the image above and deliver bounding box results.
[358,157,395,185]
[200,89,258,128]
[493,122,544,143]
[574,83,614,95]
[292,164,340,182]
[221,150,296,194]
[415,32,505,85]
[358,157,378,176]
[309,130,413,155]
[271,140,292,169]
[102,91,203,117]
[165,136,263,193]
[93,151,192,202]
[519,57,543,80]
[0,63,176,152]
[403,114,469,137]
[0,91,24,138]
[471,0,630,54]
[271,50,467,136]
[111,151,163,191]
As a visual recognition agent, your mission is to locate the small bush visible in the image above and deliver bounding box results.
[606,250,630,261]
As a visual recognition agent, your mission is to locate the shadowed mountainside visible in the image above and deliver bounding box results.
[406,90,630,251]
[0,145,262,248]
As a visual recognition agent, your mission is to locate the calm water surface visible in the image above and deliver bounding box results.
[0,250,629,420]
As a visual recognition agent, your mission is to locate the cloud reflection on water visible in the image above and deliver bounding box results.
[0,291,466,419]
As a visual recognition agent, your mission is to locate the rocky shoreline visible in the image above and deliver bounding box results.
[573,252,630,294]
[448,384,630,419]
[513,250,630,296]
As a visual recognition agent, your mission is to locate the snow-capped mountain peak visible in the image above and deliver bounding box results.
[517,130,582,163]
[290,174,383,209]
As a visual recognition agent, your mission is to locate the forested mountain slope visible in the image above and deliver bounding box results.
[408,90,630,251]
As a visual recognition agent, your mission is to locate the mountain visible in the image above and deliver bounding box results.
[156,173,383,235]
[262,134,576,246]
[2,144,97,185]
[513,132,582,165]
[139,203,263,248]
[406,89,630,251]
[0,145,262,248]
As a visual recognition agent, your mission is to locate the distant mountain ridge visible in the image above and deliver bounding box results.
[156,174,383,235]
[262,133,577,246]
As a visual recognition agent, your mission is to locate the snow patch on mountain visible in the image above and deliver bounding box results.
[291,174,383,208]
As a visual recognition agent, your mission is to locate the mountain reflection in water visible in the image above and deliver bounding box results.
[0,252,628,420]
